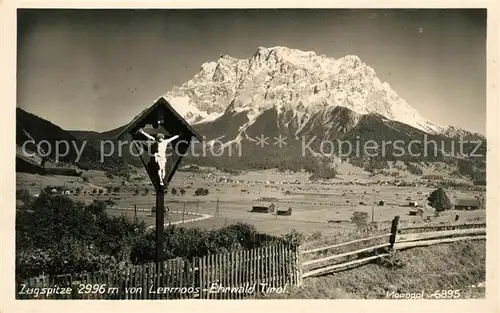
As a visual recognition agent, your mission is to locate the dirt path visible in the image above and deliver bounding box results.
[146,212,212,229]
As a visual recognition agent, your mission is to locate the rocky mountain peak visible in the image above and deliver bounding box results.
[164,46,444,134]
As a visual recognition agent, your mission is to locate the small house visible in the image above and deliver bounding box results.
[251,204,275,213]
[454,199,481,210]
[277,207,292,216]
[259,197,278,202]
[409,208,424,217]
[409,201,419,207]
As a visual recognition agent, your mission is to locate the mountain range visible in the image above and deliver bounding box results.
[162,46,483,138]
[16,46,486,180]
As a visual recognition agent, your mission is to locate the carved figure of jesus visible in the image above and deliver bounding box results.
[138,129,179,186]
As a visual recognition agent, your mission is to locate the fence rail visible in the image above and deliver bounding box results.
[301,216,487,278]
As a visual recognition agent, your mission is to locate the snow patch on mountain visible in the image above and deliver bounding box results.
[439,125,485,139]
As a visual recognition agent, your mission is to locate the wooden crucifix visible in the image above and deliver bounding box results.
[117,96,202,263]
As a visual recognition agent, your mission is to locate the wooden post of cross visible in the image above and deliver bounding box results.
[116,96,203,291]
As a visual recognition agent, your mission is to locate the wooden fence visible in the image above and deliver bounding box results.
[301,216,486,278]
[18,241,299,300]
[18,216,487,299]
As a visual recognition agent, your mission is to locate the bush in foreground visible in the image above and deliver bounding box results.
[15,194,146,279]
[130,223,263,264]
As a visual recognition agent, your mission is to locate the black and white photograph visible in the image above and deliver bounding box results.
[4,4,498,308]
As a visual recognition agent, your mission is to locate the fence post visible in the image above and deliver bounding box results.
[389,215,400,250]
[295,245,303,287]
[182,202,186,224]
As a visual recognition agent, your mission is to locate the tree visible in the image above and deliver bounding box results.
[195,188,209,196]
[92,188,97,194]
[427,187,452,215]
[144,188,149,195]
[171,188,178,195]
[179,188,186,196]
[350,211,369,230]
[98,189,104,195]
[134,188,139,196]
[16,189,32,205]
[405,162,423,176]
[87,200,107,215]
[113,187,120,193]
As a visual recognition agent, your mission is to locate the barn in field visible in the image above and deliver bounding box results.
[16,145,82,177]
[251,204,275,213]
[409,208,424,217]
[258,197,278,202]
[454,199,481,210]
[277,207,293,216]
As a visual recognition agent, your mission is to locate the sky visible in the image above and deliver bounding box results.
[17,9,487,134]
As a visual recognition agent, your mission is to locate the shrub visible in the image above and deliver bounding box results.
[16,189,32,205]
[15,194,146,278]
[129,223,265,264]
[16,243,119,279]
[130,237,155,264]
[350,211,369,229]
[378,250,408,269]
[405,162,423,176]
[427,187,453,214]
[281,229,305,248]
[364,158,389,173]
[86,200,107,215]
[104,198,116,206]
[194,188,209,196]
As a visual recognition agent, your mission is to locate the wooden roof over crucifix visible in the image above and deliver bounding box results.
[116,96,202,142]
[116,96,203,191]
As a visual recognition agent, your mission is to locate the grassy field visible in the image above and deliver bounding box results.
[257,240,486,299]
[16,168,486,236]
[106,208,199,226]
